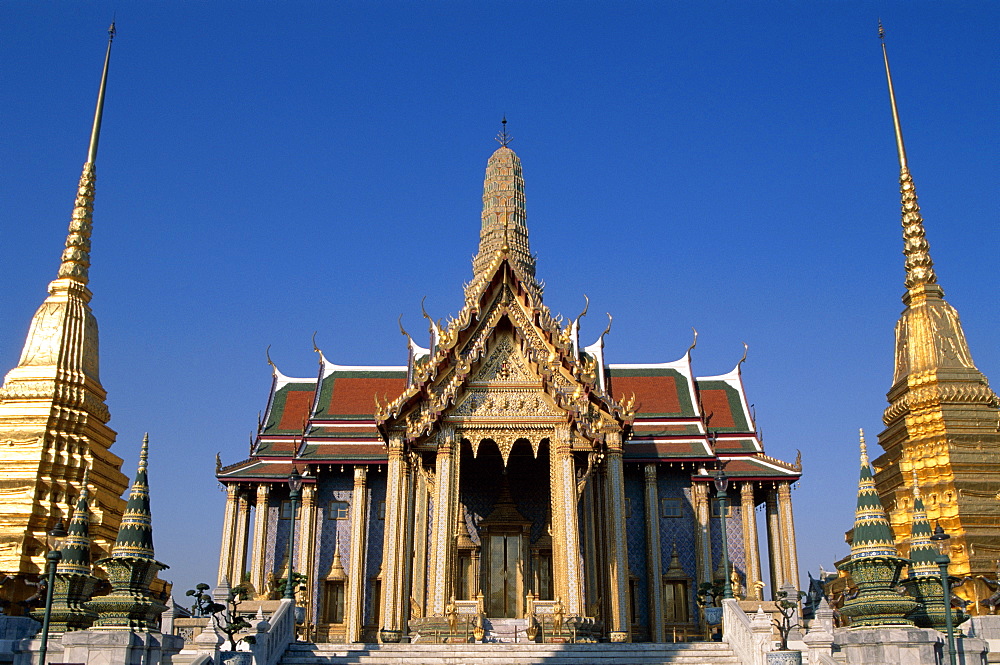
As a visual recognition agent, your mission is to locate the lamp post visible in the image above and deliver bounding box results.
[931,524,956,665]
[38,519,68,665]
[284,468,302,601]
[714,468,733,600]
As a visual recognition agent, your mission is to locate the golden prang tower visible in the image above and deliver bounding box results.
[0,25,129,599]
[873,26,1000,587]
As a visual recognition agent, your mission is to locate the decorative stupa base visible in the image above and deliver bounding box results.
[838,556,917,628]
[902,575,954,630]
[86,557,168,630]
[31,572,101,632]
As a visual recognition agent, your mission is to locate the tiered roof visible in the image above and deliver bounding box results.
[219,138,800,487]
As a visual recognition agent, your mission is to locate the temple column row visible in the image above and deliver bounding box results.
[217,484,254,587]
[763,482,800,597]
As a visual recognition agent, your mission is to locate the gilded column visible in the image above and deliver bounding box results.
[604,433,630,641]
[346,466,368,643]
[739,482,761,597]
[581,478,599,615]
[549,424,584,615]
[777,482,799,591]
[396,453,416,633]
[380,435,409,639]
[217,484,239,585]
[643,463,665,642]
[765,488,785,597]
[692,482,711,585]
[250,483,271,595]
[298,483,318,623]
[230,489,251,585]
[428,426,459,616]
[412,468,429,614]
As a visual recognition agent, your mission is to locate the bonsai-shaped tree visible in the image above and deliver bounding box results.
[696,580,725,608]
[186,582,256,652]
[772,588,807,651]
[275,572,307,599]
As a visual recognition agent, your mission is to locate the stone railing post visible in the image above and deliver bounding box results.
[802,596,835,665]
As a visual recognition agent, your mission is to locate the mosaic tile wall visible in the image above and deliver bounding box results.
[312,471,355,625]
[623,467,649,629]
[656,470,699,621]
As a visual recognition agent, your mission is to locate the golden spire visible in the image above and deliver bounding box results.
[859,428,868,467]
[0,25,129,578]
[879,21,936,292]
[57,22,115,285]
[470,118,540,294]
[874,23,1000,583]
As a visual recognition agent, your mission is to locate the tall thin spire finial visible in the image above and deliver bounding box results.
[139,432,149,471]
[859,428,869,466]
[878,22,937,291]
[88,22,116,165]
[879,21,907,171]
[495,116,512,147]
[56,24,116,283]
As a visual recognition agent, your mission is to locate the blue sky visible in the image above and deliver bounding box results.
[1,3,997,599]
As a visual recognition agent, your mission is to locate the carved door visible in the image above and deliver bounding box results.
[487,532,522,617]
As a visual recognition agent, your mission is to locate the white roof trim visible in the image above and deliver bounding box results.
[321,362,408,379]
[641,437,715,456]
[718,454,797,475]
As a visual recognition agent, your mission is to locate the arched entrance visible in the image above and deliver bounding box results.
[459,438,549,618]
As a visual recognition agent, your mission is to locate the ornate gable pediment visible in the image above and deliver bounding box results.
[449,331,563,421]
[469,333,536,385]
[379,258,627,446]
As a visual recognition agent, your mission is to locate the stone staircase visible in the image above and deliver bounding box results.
[280,641,743,664]
[482,617,530,643]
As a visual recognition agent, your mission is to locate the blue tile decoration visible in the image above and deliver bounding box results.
[624,467,648,628]
[364,474,387,624]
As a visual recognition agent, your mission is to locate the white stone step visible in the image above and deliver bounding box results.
[280,641,743,665]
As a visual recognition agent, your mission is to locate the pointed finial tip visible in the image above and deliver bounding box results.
[878,19,884,40]
[495,116,512,147]
[109,21,116,40]
[858,428,869,464]
[138,433,149,471]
